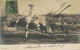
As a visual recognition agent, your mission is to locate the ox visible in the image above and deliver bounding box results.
[15,15,47,38]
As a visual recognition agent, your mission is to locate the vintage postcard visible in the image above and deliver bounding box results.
[0,0,80,50]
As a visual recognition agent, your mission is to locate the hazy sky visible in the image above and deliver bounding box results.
[18,0,80,15]
[0,0,80,16]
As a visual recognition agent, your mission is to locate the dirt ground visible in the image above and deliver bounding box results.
[2,30,79,44]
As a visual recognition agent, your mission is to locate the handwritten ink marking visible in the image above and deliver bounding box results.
[24,45,41,48]
[24,44,65,49]
[44,44,47,47]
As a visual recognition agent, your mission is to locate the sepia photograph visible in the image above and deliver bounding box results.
[0,0,80,45]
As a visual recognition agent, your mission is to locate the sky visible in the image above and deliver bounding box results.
[18,0,80,15]
[0,0,80,16]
